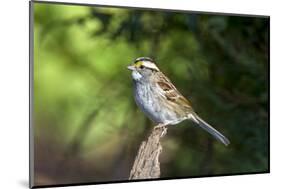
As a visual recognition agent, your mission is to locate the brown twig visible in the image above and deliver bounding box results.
[129,127,167,180]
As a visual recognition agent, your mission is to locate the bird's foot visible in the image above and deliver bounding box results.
[154,123,166,129]
[154,124,168,137]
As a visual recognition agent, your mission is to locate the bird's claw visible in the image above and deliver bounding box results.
[154,124,167,137]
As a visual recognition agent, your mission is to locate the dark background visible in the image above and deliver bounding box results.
[33,2,269,186]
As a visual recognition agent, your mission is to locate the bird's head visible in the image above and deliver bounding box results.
[127,57,160,81]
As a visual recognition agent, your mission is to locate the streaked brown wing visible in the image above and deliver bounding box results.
[156,72,192,108]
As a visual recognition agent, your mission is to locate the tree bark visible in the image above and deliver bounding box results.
[129,127,167,180]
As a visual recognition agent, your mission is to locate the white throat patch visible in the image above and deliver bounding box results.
[132,70,142,80]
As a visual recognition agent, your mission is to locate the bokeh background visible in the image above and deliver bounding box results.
[32,2,269,186]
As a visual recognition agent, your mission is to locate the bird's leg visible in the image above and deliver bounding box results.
[154,123,166,129]
[154,123,168,137]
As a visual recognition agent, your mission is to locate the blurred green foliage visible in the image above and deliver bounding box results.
[33,2,269,186]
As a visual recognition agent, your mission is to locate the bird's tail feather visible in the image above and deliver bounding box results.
[190,114,230,146]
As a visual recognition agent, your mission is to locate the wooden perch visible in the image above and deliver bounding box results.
[129,127,168,180]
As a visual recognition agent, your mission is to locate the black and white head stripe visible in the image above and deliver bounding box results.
[135,57,154,63]
[134,57,160,71]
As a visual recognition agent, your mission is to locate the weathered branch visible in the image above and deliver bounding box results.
[129,127,167,180]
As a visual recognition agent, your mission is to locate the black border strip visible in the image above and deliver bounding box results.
[29,0,270,188]
[268,16,270,173]
[32,172,269,189]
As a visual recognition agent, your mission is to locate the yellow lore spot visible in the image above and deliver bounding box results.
[134,61,143,68]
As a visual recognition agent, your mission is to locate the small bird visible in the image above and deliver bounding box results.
[127,57,230,146]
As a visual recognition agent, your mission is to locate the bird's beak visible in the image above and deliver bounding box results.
[127,65,135,71]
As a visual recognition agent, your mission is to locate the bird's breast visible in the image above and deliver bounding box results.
[133,82,182,124]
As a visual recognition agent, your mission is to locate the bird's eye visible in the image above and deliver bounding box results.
[140,65,144,69]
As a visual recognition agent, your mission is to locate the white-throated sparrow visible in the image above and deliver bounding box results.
[127,57,230,146]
